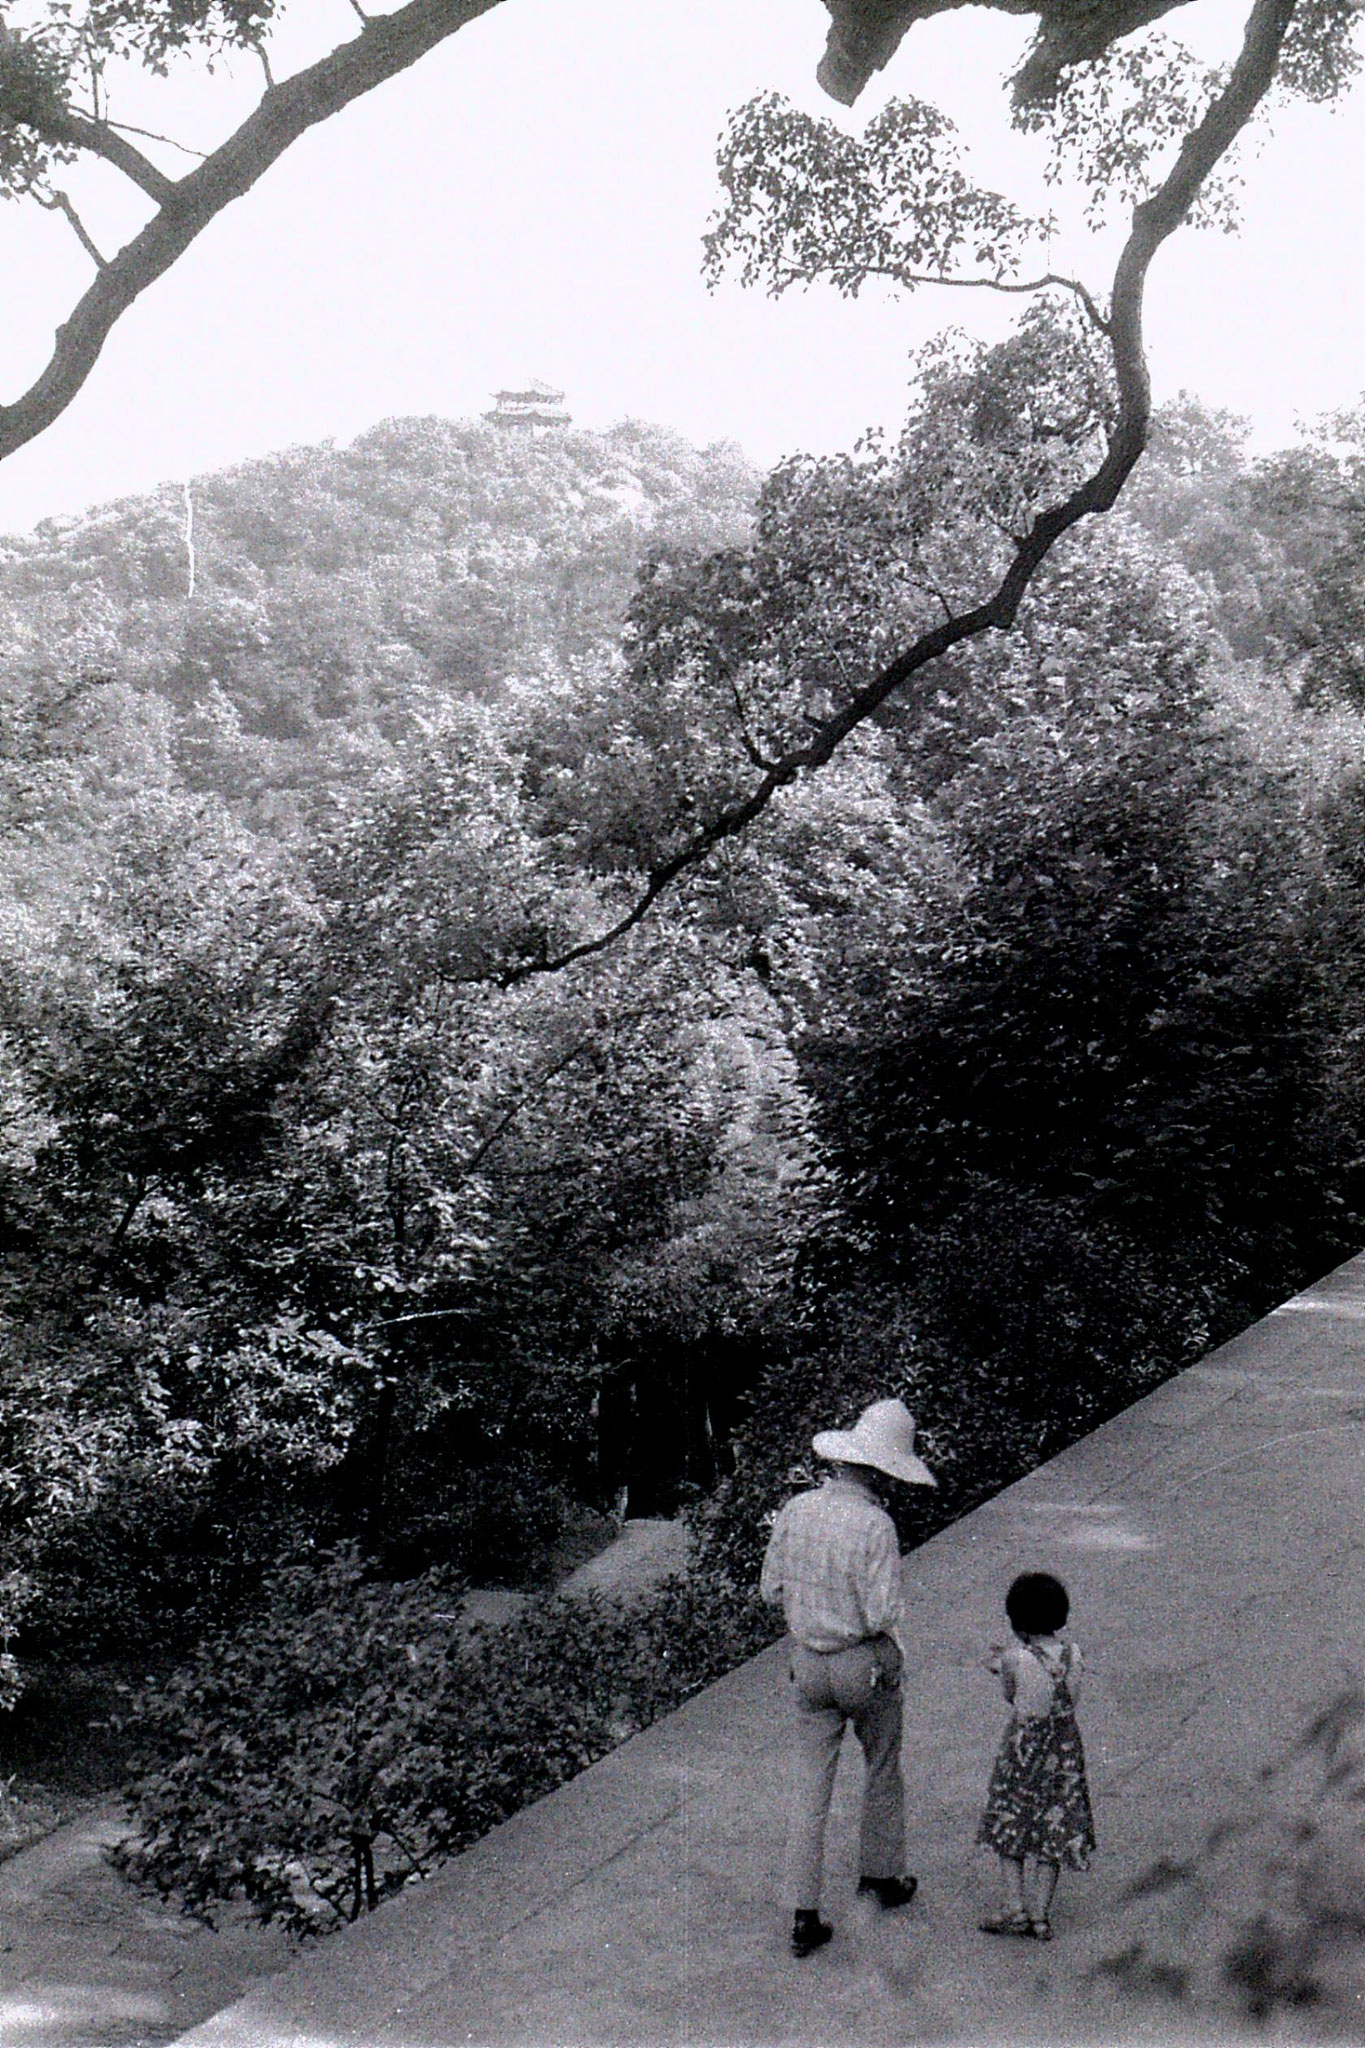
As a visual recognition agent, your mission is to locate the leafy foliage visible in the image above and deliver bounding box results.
[1127,395,1365,707]
[116,1544,776,1933]
[705,92,1047,297]
[0,0,1360,1944]
[0,418,757,817]
[1015,36,1242,229]
[1268,0,1363,103]
[6,369,1365,1926]
[698,513,1365,1579]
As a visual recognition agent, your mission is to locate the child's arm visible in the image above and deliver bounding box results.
[988,1641,1020,1703]
[1066,1641,1083,1704]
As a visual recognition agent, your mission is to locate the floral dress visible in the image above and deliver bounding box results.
[976,1639,1096,1868]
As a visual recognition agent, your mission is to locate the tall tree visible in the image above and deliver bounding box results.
[496,0,1358,977]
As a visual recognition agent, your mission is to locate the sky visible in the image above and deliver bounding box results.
[0,0,1361,534]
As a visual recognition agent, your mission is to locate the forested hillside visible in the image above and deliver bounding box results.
[0,416,757,824]
[4,380,1365,1925]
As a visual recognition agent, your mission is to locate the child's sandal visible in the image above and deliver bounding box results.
[1029,1917,1053,1942]
[978,1910,1034,1937]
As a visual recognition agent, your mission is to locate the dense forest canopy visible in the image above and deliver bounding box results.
[0,0,1362,1954]
[3,392,1365,1638]
[0,0,1354,1040]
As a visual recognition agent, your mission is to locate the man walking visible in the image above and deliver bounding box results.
[760,1398,937,1957]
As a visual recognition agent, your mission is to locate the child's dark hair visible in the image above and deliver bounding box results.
[1005,1572,1070,1635]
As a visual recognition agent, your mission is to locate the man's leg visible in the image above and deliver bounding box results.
[786,1658,847,1912]
[852,1674,906,1883]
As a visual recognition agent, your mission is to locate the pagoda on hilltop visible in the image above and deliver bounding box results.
[484,381,571,434]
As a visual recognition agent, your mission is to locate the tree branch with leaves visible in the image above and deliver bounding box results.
[0,0,508,462]
[495,0,1347,984]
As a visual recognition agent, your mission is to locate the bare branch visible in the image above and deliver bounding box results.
[460,1035,593,1174]
[103,118,207,161]
[91,1173,147,1282]
[503,0,1298,988]
[730,678,779,772]
[866,262,1111,333]
[40,107,179,205]
[37,188,107,267]
[0,0,509,465]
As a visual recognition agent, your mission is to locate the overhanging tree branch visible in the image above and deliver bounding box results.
[0,0,508,463]
[509,0,1297,987]
[48,109,179,204]
[861,263,1111,332]
[101,119,207,162]
[37,187,107,266]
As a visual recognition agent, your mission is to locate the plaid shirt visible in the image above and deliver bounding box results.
[759,1474,903,1652]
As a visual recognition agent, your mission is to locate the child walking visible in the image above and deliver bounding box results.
[976,1571,1095,1941]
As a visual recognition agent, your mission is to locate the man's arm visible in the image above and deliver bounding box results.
[860,1518,904,1644]
[759,1515,787,1607]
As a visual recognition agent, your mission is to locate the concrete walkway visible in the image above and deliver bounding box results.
[151,1250,1365,2046]
[0,1803,292,2047]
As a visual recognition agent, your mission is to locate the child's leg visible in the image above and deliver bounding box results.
[1028,1859,1059,1929]
[997,1854,1027,1914]
[978,1852,1032,1933]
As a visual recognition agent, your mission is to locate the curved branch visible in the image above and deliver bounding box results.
[38,188,107,267]
[55,109,179,204]
[101,119,207,162]
[507,0,1296,988]
[866,263,1111,332]
[0,0,508,464]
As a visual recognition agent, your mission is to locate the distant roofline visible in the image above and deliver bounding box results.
[482,410,571,431]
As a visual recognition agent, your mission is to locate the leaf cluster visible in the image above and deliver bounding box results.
[705,90,1048,299]
[0,18,75,197]
[1015,35,1242,229]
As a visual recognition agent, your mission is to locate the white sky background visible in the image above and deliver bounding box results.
[0,0,1360,533]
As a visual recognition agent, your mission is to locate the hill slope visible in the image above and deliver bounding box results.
[0,416,757,821]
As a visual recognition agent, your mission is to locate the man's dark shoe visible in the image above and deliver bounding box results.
[791,1910,834,1957]
[857,1874,918,1911]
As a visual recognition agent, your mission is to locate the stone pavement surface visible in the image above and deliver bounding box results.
[558,1517,690,1602]
[169,1249,1365,2048]
[0,1803,292,2047]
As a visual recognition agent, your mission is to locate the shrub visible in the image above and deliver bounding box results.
[696,1219,1220,1590]
[115,1544,776,1932]
[378,1452,577,1585]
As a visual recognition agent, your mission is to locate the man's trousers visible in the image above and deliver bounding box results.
[784,1635,906,1910]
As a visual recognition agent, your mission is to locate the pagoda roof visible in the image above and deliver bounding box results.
[492,385,565,404]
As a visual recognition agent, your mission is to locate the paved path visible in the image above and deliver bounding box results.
[166,1248,1365,2048]
[0,1803,291,2046]
[558,1517,689,1601]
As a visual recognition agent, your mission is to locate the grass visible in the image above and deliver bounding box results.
[0,1775,83,1861]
